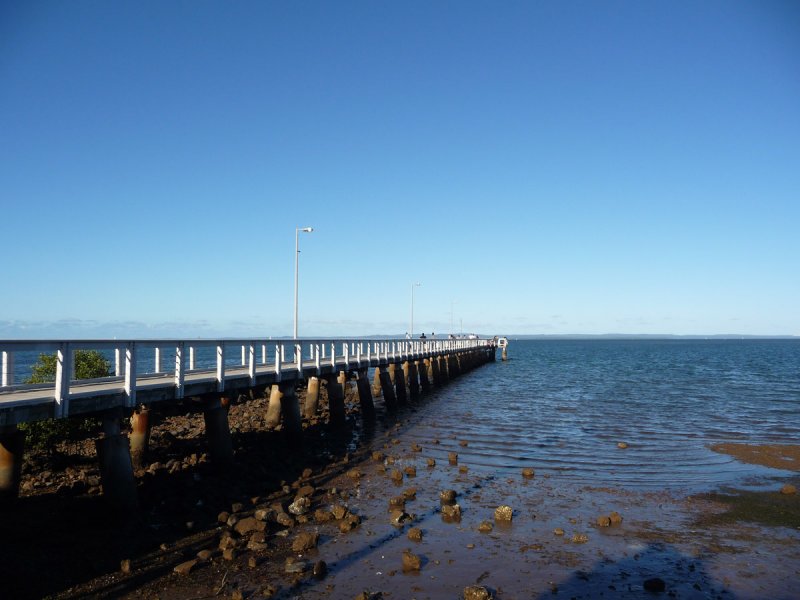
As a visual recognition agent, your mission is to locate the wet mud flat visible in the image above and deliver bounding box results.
[3,386,800,599]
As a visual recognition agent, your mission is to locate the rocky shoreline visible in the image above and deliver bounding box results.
[2,382,800,599]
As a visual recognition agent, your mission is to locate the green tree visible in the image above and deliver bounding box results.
[27,349,111,383]
[21,350,111,453]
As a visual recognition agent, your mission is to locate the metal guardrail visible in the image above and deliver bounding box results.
[1,337,496,422]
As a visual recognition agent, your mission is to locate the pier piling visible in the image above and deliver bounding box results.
[0,425,24,505]
[128,406,151,470]
[96,409,138,510]
[203,395,234,464]
[304,376,320,419]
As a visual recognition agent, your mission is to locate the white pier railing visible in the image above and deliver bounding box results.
[0,337,496,423]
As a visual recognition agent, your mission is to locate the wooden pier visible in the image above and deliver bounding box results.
[0,337,500,506]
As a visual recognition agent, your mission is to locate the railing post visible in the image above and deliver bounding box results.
[315,343,321,375]
[154,347,162,374]
[216,343,225,393]
[249,343,256,385]
[54,342,71,418]
[330,342,336,369]
[296,343,302,374]
[175,342,185,399]
[1,350,14,388]
[274,344,282,381]
[189,346,196,370]
[115,348,123,377]
[125,342,137,408]
[262,344,267,365]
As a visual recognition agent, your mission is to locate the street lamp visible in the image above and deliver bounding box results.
[410,282,421,338]
[294,226,314,339]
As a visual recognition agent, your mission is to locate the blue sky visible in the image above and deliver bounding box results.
[1,1,798,338]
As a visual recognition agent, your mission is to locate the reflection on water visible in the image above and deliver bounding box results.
[393,340,800,490]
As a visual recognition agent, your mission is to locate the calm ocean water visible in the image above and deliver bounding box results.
[396,339,800,491]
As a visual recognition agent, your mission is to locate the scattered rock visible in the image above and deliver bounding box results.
[248,556,259,568]
[440,489,457,505]
[247,539,268,551]
[288,496,311,516]
[339,514,361,532]
[296,484,315,498]
[609,511,623,525]
[284,557,309,574]
[196,549,214,562]
[448,452,458,465]
[174,559,198,575]
[314,508,334,523]
[407,527,423,542]
[553,528,565,536]
[292,531,319,552]
[389,509,412,526]
[217,511,231,524]
[222,548,238,561]
[596,515,611,527]
[402,549,421,572]
[219,535,236,551]
[478,521,493,533]
[389,496,406,509]
[389,469,403,483]
[441,503,462,521]
[571,533,589,544]
[402,488,417,501]
[346,468,362,480]
[120,559,132,574]
[301,467,313,479]
[617,442,628,449]
[643,577,666,592]
[403,466,416,477]
[231,590,244,600]
[494,505,513,522]
[372,451,385,462]
[234,517,266,535]
[255,508,276,522]
[411,443,423,452]
[459,465,469,473]
[463,585,492,600]
[231,502,245,513]
[780,484,797,495]
[522,467,535,478]
[426,458,436,467]
[331,504,349,520]
[354,592,383,600]
[276,512,296,528]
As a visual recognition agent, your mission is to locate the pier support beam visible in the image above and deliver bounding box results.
[0,425,24,506]
[377,366,398,412]
[419,360,432,392]
[372,368,383,397]
[96,409,138,511]
[203,396,234,464]
[325,373,346,426]
[392,363,408,405]
[129,406,151,470]
[278,382,302,440]
[304,377,320,419]
[356,369,376,420]
[438,355,450,382]
[404,361,420,399]
[429,357,441,386]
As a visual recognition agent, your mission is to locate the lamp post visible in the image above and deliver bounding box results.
[410,282,421,338]
[294,226,314,339]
